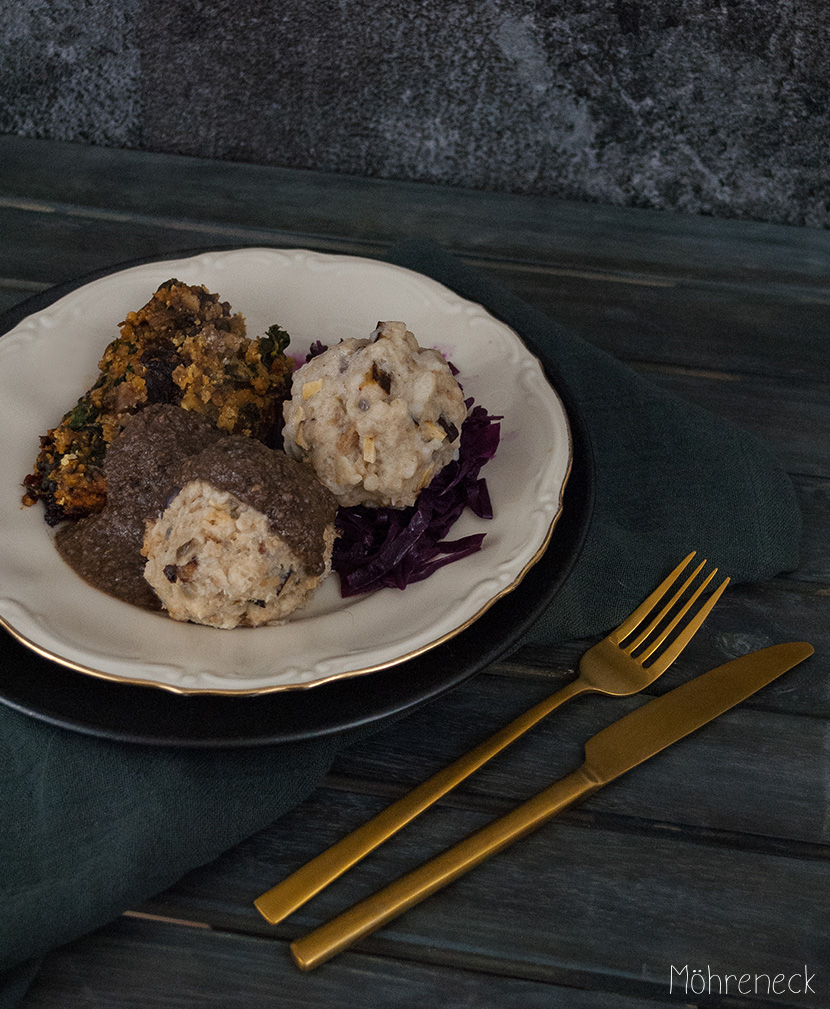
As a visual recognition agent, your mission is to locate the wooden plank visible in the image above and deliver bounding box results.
[498,579,830,719]
[3,217,828,387]
[3,135,830,287]
[23,916,691,1009]
[496,581,830,722]
[323,662,830,845]
[0,206,383,291]
[497,264,830,383]
[1,201,828,387]
[136,787,827,1007]
[1,207,827,476]
[665,583,830,708]
[787,476,830,584]
[4,206,829,390]
[496,569,830,694]
[640,366,830,479]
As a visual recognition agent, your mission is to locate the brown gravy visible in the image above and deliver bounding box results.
[165,436,337,577]
[56,404,335,612]
[56,405,223,609]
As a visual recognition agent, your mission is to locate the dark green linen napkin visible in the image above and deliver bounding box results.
[384,240,800,643]
[0,240,800,1002]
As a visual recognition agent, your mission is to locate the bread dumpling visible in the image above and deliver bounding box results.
[142,436,337,628]
[282,322,467,508]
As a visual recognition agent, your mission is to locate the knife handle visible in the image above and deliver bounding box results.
[255,678,587,926]
[290,765,598,970]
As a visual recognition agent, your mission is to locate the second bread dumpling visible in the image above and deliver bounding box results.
[283,322,468,508]
[142,437,337,628]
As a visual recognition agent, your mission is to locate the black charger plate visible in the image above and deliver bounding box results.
[0,255,594,747]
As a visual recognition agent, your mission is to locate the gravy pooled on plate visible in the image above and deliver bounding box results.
[56,404,223,610]
[142,435,337,628]
[57,405,337,627]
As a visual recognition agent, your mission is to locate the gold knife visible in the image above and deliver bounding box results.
[290,641,814,970]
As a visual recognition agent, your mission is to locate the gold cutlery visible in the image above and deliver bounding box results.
[256,551,728,926]
[291,641,814,969]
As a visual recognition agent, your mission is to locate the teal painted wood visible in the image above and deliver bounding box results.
[2,209,828,480]
[3,134,827,1009]
[2,135,829,287]
[3,206,829,384]
[643,369,830,480]
[326,670,830,845]
[786,477,830,584]
[0,206,343,289]
[499,266,830,383]
[499,580,830,718]
[136,786,827,1006]
[22,917,691,1009]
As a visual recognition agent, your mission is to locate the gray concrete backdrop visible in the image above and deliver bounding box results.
[2,0,828,226]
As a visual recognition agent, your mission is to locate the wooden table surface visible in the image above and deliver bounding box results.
[3,135,828,1008]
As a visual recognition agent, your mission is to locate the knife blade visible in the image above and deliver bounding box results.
[290,641,814,970]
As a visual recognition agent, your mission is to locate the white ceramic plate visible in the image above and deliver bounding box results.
[0,249,571,694]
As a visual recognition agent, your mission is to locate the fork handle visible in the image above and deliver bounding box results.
[291,765,599,970]
[254,678,587,925]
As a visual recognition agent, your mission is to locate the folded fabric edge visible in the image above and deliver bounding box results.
[383,237,802,582]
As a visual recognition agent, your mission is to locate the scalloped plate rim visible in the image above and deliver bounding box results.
[0,248,572,694]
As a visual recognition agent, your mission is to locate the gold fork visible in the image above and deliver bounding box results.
[255,551,728,926]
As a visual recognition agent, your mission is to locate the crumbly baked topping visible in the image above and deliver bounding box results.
[22,280,293,524]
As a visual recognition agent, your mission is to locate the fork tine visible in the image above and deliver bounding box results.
[646,575,731,674]
[624,558,708,655]
[635,567,717,662]
[608,551,696,645]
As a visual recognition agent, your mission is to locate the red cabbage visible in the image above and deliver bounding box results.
[332,400,501,595]
[306,340,328,360]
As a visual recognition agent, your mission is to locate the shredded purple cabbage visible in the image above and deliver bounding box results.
[297,340,500,594]
[306,340,328,361]
[332,400,501,595]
